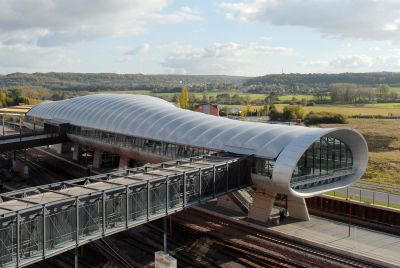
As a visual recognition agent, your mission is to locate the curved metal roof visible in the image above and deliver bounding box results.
[27,94,342,160]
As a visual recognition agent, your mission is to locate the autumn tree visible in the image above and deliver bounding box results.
[179,87,189,109]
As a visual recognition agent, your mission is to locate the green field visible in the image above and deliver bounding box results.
[391,86,400,93]
[274,104,400,116]
[98,90,312,102]
[276,94,317,101]
[97,90,400,116]
[221,103,400,116]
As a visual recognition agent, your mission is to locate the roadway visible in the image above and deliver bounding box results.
[333,183,400,207]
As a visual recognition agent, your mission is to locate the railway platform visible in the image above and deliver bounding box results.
[269,215,400,267]
[201,200,400,267]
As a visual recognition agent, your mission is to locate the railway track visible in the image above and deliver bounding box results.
[4,149,389,267]
[94,239,135,268]
[173,208,381,268]
[148,218,303,268]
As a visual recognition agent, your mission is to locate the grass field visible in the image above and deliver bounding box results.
[98,90,318,102]
[99,90,267,101]
[320,119,400,186]
[98,90,400,116]
[274,104,400,116]
[276,94,316,101]
[391,86,400,93]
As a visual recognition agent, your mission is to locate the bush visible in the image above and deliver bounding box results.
[304,111,348,125]
[269,105,304,122]
[283,105,304,120]
[269,107,282,121]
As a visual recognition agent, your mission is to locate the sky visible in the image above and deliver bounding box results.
[1,0,400,76]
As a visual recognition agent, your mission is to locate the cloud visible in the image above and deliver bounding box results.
[329,55,376,69]
[219,0,400,42]
[161,42,294,75]
[0,44,78,72]
[125,43,150,55]
[0,1,200,46]
[329,54,400,71]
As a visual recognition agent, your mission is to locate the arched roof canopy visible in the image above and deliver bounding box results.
[27,93,368,196]
[27,94,339,161]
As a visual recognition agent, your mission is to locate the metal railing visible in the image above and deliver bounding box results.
[0,155,251,268]
[291,167,353,184]
[326,187,400,209]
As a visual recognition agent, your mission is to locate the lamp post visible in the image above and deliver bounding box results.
[348,196,352,237]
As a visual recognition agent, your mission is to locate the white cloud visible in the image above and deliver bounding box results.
[161,42,294,75]
[0,1,200,46]
[0,44,78,72]
[329,54,400,71]
[219,0,400,42]
[330,55,375,69]
[125,43,150,55]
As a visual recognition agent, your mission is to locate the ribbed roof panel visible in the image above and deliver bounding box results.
[27,94,334,159]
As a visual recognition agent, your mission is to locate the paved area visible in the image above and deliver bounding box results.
[201,201,400,267]
[270,215,400,267]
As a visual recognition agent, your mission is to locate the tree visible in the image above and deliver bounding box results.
[377,84,390,98]
[304,111,348,125]
[201,93,209,104]
[172,93,179,103]
[243,105,252,117]
[179,87,189,109]
[264,93,276,115]
[269,105,281,121]
[282,105,304,121]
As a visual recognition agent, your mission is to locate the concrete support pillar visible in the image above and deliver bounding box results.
[92,150,103,169]
[118,156,130,170]
[53,143,71,154]
[155,251,177,268]
[12,159,29,178]
[72,144,81,161]
[287,195,310,221]
[249,191,276,223]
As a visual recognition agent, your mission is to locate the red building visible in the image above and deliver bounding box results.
[195,104,219,116]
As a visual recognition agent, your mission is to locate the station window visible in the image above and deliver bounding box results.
[292,137,353,182]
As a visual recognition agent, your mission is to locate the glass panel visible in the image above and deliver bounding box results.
[291,137,353,187]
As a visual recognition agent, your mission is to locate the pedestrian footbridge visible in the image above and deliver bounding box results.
[0,155,251,268]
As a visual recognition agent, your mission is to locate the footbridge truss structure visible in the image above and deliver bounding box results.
[0,155,251,267]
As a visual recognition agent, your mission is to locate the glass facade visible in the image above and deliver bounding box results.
[291,137,353,187]
[68,125,216,159]
[252,158,275,179]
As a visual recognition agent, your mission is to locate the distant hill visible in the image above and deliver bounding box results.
[2,72,400,93]
[0,72,249,91]
[244,72,400,86]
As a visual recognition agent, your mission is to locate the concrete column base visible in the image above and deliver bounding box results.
[118,156,130,170]
[155,251,177,268]
[72,144,81,161]
[92,150,103,169]
[287,195,310,221]
[12,160,29,178]
[249,191,276,223]
[53,143,71,154]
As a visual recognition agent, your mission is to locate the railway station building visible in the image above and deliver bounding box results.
[23,94,368,221]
